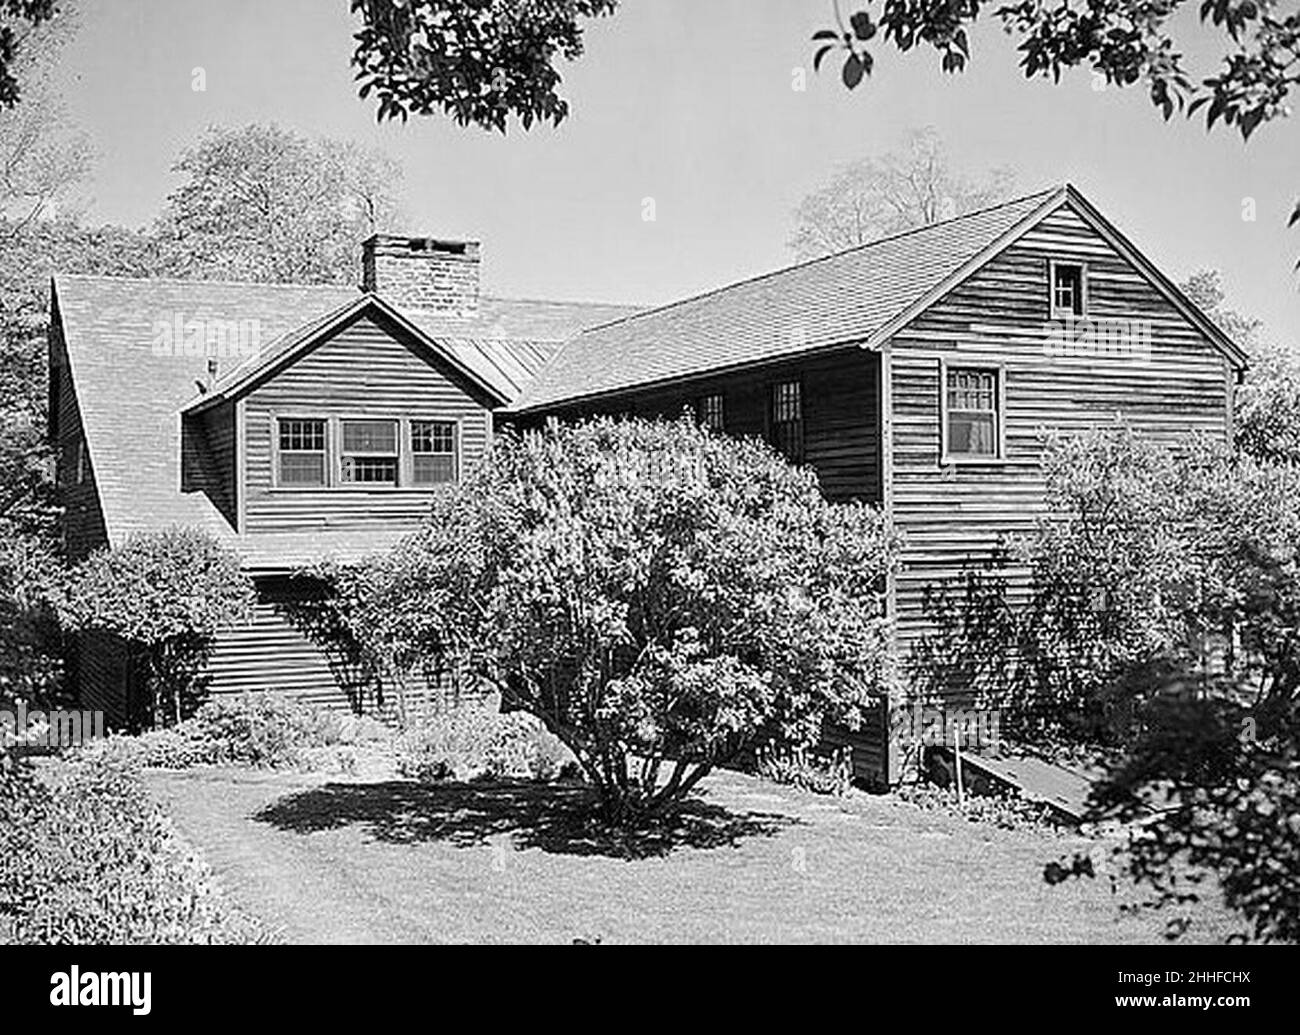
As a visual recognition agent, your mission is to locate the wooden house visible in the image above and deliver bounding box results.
[49,237,636,724]
[50,185,1245,776]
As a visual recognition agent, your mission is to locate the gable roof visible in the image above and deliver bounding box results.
[511,184,1246,413]
[53,273,635,553]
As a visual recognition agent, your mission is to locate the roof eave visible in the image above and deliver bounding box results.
[179,293,512,417]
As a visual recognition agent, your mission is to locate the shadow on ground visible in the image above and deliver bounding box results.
[252,779,797,860]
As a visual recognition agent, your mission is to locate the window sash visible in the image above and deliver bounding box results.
[277,418,327,486]
[341,419,397,455]
[944,367,1000,459]
[769,380,804,463]
[696,394,725,430]
[1051,263,1085,317]
[410,420,457,486]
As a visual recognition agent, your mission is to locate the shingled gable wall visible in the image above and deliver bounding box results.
[361,234,481,317]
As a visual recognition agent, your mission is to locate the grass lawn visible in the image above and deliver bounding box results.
[144,765,1236,945]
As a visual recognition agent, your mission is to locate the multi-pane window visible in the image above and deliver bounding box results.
[945,367,1000,458]
[340,419,399,485]
[1051,262,1086,318]
[410,420,457,485]
[278,418,327,486]
[769,379,804,463]
[695,393,725,431]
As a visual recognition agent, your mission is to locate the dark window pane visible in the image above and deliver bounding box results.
[279,453,326,486]
[413,454,456,485]
[1052,264,1085,316]
[948,412,997,456]
[342,420,397,454]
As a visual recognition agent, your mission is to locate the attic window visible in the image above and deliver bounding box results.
[340,420,399,485]
[1050,261,1086,318]
[277,418,327,486]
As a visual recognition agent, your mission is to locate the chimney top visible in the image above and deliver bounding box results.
[361,234,482,318]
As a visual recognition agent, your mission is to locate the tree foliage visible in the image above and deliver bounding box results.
[351,0,618,130]
[344,416,898,825]
[58,529,256,729]
[789,127,1015,259]
[0,0,56,110]
[813,1,1300,240]
[153,124,404,285]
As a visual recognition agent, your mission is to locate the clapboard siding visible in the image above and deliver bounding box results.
[49,301,110,560]
[887,204,1232,675]
[242,313,493,536]
[180,401,238,529]
[512,348,882,503]
[205,577,491,720]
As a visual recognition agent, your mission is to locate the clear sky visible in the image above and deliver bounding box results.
[57,0,1300,342]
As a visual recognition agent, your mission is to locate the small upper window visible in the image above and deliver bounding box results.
[944,366,1000,459]
[278,418,327,486]
[340,419,399,486]
[410,420,457,486]
[769,379,804,463]
[695,393,725,431]
[1050,261,1086,318]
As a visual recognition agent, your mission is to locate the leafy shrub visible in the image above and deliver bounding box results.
[395,705,573,783]
[0,756,260,944]
[896,782,1061,832]
[351,415,898,825]
[755,742,853,796]
[77,693,347,771]
[58,528,256,729]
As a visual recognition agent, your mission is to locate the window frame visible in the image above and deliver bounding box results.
[272,414,330,490]
[694,392,725,431]
[408,418,460,487]
[269,413,464,491]
[939,359,1006,466]
[1049,260,1088,320]
[337,417,401,489]
[767,377,805,465]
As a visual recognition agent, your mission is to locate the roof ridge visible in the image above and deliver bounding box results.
[55,272,361,290]
[476,293,642,310]
[568,185,1065,337]
[55,273,639,312]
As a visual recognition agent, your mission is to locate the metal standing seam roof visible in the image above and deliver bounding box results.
[52,273,635,554]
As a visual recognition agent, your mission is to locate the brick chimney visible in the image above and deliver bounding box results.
[361,234,481,318]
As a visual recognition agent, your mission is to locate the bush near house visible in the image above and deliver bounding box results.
[914,422,1300,941]
[0,755,260,944]
[58,527,256,730]
[344,415,899,826]
[79,693,354,771]
[395,704,573,783]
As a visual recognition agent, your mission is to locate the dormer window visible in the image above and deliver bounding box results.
[340,419,398,485]
[1050,261,1086,319]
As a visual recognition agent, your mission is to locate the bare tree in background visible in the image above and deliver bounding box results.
[0,2,89,235]
[789,128,1015,260]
